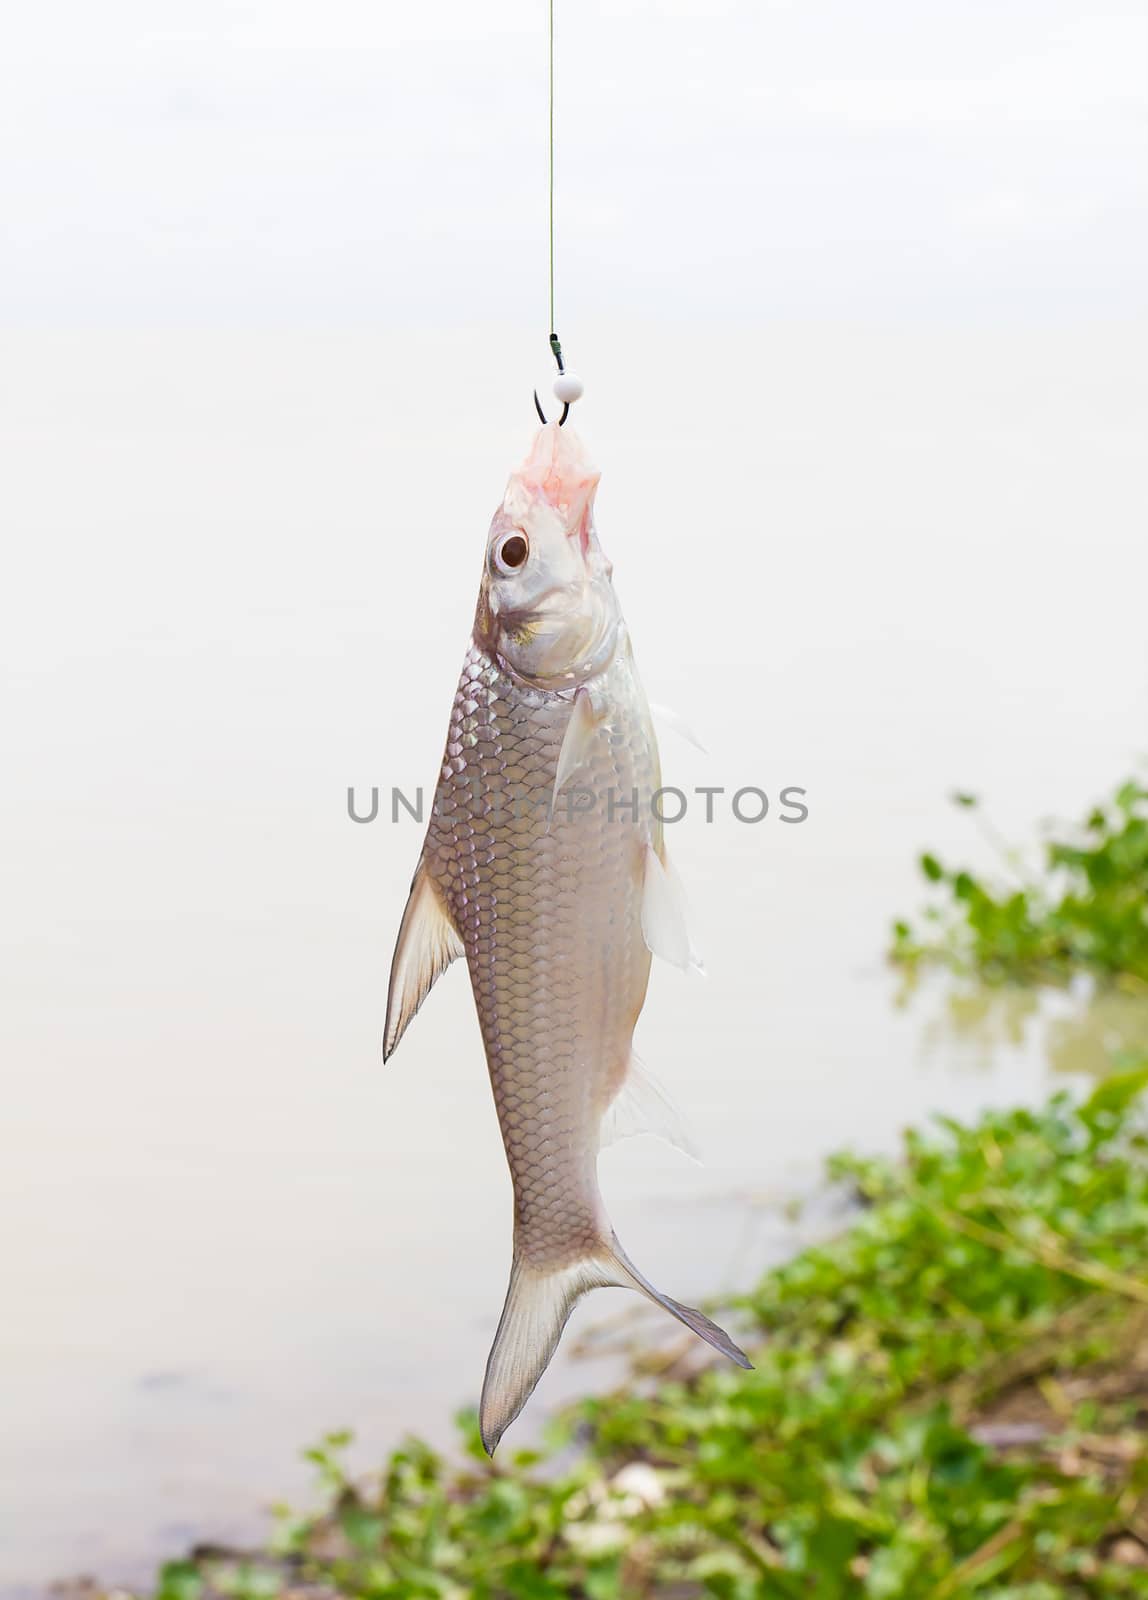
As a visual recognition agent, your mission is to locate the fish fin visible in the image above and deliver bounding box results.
[649,701,708,754]
[640,845,704,974]
[662,849,706,975]
[602,1236,752,1372]
[481,1232,752,1454]
[550,687,605,821]
[383,861,464,1061]
[600,1054,701,1162]
[480,1256,608,1455]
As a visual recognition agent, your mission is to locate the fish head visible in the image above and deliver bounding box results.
[476,423,621,687]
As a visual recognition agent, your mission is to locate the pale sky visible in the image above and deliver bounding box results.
[2,0,1146,327]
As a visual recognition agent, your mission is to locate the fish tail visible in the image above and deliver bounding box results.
[479,1237,751,1455]
[479,1254,607,1455]
[602,1235,753,1374]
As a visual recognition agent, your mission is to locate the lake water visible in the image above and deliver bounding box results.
[1,321,1145,1591]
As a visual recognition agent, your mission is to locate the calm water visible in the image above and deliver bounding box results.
[1,322,1145,1590]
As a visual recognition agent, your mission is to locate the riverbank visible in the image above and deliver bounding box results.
[61,1072,1148,1599]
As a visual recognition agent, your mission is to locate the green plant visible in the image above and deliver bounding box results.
[891,781,1148,987]
[150,1074,1148,1600]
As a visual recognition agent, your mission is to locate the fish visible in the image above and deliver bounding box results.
[383,422,750,1454]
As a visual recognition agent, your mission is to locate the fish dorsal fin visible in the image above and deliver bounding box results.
[640,845,705,974]
[600,1054,701,1161]
[383,861,464,1061]
[648,701,707,754]
[550,686,606,818]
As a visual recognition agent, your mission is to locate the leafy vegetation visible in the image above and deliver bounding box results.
[891,780,1148,987]
[117,1073,1148,1600]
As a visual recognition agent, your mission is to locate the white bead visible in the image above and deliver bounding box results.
[553,371,584,404]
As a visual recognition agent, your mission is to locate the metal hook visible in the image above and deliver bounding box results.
[533,390,570,427]
[533,332,569,425]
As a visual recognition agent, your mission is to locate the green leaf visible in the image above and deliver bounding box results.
[1079,1067,1148,1130]
[155,1562,203,1600]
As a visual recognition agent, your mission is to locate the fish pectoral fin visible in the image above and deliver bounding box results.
[550,686,606,819]
[383,861,464,1061]
[649,700,708,754]
[640,845,705,974]
[600,1053,701,1162]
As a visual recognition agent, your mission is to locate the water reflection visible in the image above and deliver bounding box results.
[897,970,1148,1080]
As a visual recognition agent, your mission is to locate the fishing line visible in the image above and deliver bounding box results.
[549,0,556,348]
[535,0,583,425]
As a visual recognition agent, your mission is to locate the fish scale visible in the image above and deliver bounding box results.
[383,424,749,1453]
[423,639,658,1263]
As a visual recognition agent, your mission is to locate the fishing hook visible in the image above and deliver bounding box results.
[532,331,570,426]
[533,391,570,427]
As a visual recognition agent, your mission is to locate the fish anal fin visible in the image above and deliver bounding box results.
[600,1054,701,1162]
[383,861,464,1061]
[640,844,704,973]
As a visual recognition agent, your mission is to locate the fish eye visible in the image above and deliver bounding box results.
[494,532,529,573]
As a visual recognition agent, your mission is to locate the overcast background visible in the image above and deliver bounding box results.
[3,0,1146,328]
[2,1,1146,1591]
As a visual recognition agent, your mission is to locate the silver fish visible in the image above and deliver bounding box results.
[384,424,749,1453]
